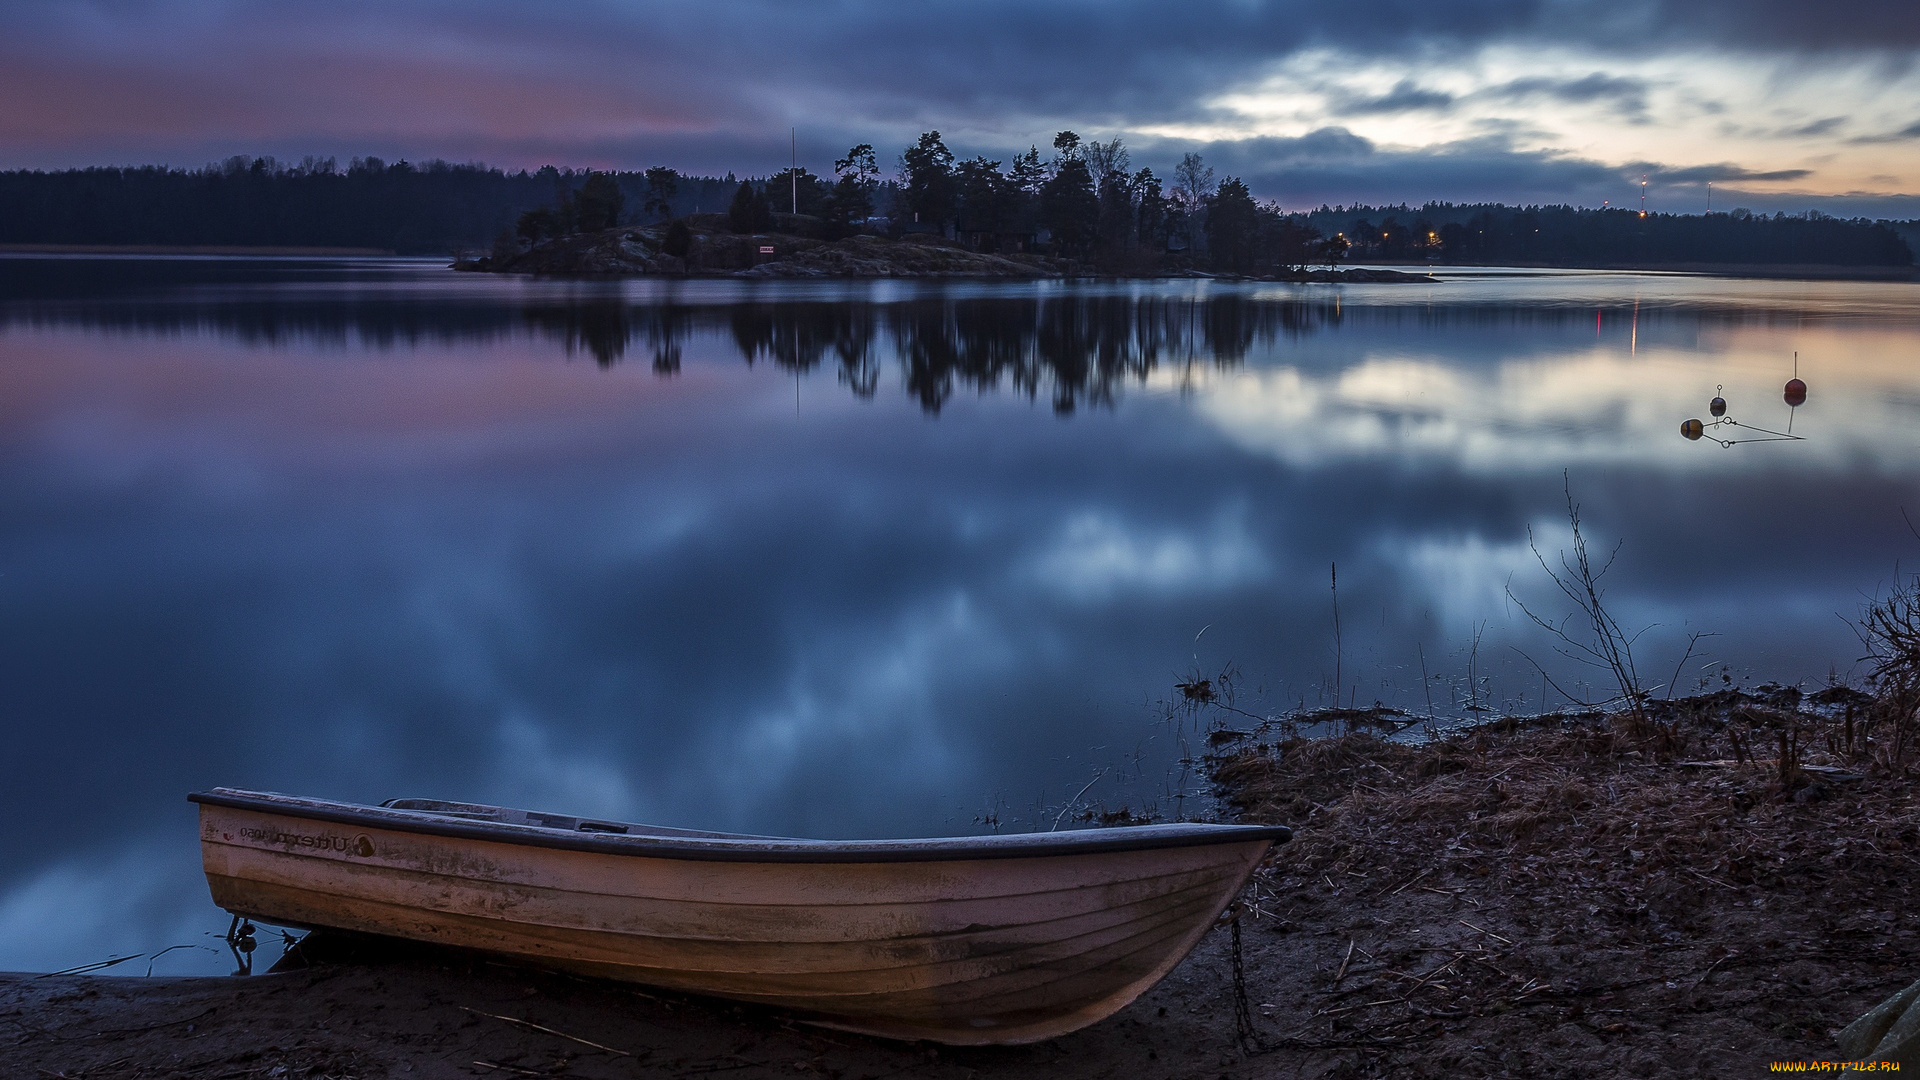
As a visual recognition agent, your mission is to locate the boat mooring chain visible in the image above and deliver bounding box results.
[1228,904,1272,1056]
[223,913,256,977]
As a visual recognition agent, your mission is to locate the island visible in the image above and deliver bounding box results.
[453,213,1434,281]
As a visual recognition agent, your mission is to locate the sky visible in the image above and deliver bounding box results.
[2,1,1919,214]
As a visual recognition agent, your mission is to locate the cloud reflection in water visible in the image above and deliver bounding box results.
[2,259,1917,973]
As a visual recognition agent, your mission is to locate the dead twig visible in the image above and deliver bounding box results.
[1682,866,1741,892]
[1692,954,1735,989]
[473,1063,548,1078]
[1457,920,1513,945]
[1050,768,1108,832]
[1505,475,1656,730]
[1398,955,1462,993]
[1314,997,1407,1017]
[37,955,141,978]
[1462,953,1519,981]
[1383,868,1433,897]
[1332,939,1355,987]
[1664,631,1719,701]
[459,1006,634,1057]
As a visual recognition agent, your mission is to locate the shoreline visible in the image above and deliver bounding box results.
[0,242,398,256]
[5,691,1908,1076]
[5,243,1907,282]
[1,927,1262,1079]
[1363,258,1917,281]
[460,223,1447,282]
[1198,687,1916,1076]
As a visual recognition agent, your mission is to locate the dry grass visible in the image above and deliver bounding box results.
[1206,690,1920,1077]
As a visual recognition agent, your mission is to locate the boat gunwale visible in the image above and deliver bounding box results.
[190,788,1290,863]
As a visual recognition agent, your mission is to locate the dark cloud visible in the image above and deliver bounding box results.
[1331,80,1457,117]
[1125,132,1883,214]
[1491,74,1651,105]
[1786,117,1848,137]
[1130,129,1637,208]
[1637,162,1815,183]
[1485,74,1651,120]
[1619,0,1920,50]
[0,0,1912,203]
[0,0,1564,162]
[1,1,1910,154]
[1852,119,1920,143]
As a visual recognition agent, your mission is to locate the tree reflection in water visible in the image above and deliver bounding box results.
[525,294,1343,414]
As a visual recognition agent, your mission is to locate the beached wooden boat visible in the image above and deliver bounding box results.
[190,788,1288,1044]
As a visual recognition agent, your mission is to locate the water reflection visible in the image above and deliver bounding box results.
[4,269,1345,414]
[3,257,1920,976]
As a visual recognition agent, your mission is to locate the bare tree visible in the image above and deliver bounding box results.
[1857,567,1920,772]
[1082,137,1130,186]
[1507,476,1651,727]
[1172,152,1214,218]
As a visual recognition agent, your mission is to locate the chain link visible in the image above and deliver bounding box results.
[1229,905,1270,1055]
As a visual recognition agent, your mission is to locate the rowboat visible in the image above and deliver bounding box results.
[190,787,1288,1044]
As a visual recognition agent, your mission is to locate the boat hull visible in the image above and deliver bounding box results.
[194,793,1282,1044]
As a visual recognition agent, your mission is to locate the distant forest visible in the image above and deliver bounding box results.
[1298,202,1916,268]
[0,141,1912,269]
[0,156,744,255]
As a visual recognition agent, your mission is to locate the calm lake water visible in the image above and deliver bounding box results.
[2,255,1918,975]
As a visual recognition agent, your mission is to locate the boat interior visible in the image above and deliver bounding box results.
[379,798,780,841]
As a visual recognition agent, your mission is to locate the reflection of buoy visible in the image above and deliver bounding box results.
[1785,378,1807,407]
[1682,418,1704,440]
[1710,396,1726,417]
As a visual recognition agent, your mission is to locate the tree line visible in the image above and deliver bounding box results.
[0,148,1911,269]
[530,130,1351,275]
[0,156,737,255]
[1299,202,1913,267]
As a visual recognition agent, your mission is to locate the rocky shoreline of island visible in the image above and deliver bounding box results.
[453,215,1436,282]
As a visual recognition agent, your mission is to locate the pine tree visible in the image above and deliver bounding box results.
[728,181,771,233]
[1039,159,1098,258]
[574,171,624,231]
[1205,178,1260,274]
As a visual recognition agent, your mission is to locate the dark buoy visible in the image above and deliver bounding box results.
[1681,418,1704,440]
[1785,378,1807,407]
[1710,395,1726,417]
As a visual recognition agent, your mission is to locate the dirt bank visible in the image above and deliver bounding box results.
[1205,690,1920,1077]
[3,925,1266,1080]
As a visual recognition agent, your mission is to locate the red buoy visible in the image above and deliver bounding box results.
[1784,378,1807,407]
